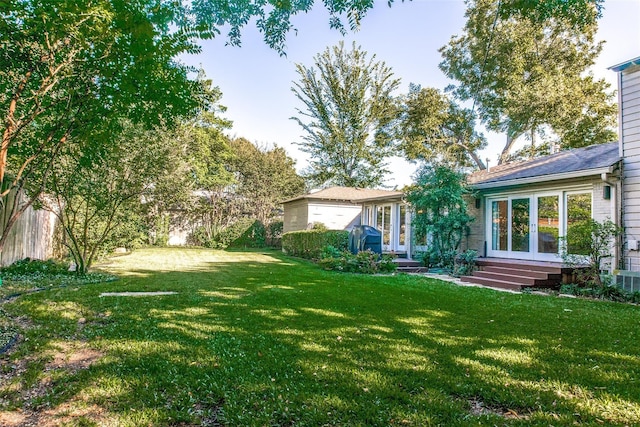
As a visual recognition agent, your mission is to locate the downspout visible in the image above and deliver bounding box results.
[616,69,626,270]
[602,171,622,270]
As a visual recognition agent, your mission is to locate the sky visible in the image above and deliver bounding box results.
[181,0,640,189]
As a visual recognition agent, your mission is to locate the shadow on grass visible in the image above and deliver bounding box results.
[2,248,640,426]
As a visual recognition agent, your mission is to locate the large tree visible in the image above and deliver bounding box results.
[145,76,236,246]
[439,0,616,165]
[291,42,400,188]
[230,138,305,225]
[40,120,180,274]
[398,84,487,169]
[0,0,203,251]
[191,0,605,54]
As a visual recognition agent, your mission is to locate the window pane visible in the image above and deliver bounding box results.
[492,200,508,251]
[383,205,391,245]
[511,198,530,252]
[566,193,592,255]
[399,205,406,246]
[537,195,559,254]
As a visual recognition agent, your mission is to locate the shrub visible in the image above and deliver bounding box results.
[310,222,328,231]
[317,247,398,274]
[453,249,478,277]
[226,219,266,248]
[0,257,117,285]
[282,230,349,259]
[559,276,639,303]
[266,221,284,248]
[406,164,474,271]
[561,219,623,288]
[1,258,71,277]
[188,219,267,249]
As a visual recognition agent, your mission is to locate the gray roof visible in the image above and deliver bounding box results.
[468,142,621,189]
[283,186,403,204]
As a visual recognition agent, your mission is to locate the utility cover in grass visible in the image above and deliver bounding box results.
[99,292,177,297]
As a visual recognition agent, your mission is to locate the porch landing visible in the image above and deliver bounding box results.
[461,258,577,292]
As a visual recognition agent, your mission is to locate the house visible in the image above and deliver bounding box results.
[461,55,640,274]
[458,55,640,290]
[465,142,621,263]
[282,186,413,255]
[612,56,640,273]
[283,56,640,289]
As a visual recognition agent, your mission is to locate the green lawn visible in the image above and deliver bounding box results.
[1,247,640,426]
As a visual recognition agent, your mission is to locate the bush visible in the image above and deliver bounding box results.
[0,257,117,285]
[266,221,284,248]
[317,247,398,274]
[226,219,266,248]
[1,258,71,277]
[417,247,457,272]
[188,219,267,249]
[559,277,638,303]
[282,230,349,259]
[453,249,478,277]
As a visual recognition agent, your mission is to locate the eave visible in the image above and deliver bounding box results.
[609,56,640,72]
[471,165,618,191]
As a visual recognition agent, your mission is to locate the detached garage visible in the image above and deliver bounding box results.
[282,187,403,233]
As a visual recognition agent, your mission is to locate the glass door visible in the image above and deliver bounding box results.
[396,204,407,252]
[510,198,531,255]
[535,194,561,261]
[487,193,562,261]
[376,205,392,252]
[488,197,532,259]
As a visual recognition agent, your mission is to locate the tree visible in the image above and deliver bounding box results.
[562,219,623,287]
[40,121,179,274]
[405,164,474,270]
[439,0,616,165]
[144,77,236,246]
[230,138,305,225]
[0,0,202,251]
[398,84,487,169]
[291,42,400,188]
[191,0,604,54]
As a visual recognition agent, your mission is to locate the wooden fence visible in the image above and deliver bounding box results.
[0,189,57,266]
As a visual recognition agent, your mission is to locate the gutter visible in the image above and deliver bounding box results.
[471,165,618,190]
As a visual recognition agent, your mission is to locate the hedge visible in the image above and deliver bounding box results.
[281,230,349,259]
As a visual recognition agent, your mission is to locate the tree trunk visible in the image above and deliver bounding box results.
[498,132,521,164]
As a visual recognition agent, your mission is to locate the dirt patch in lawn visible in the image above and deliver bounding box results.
[0,340,105,427]
[467,396,529,420]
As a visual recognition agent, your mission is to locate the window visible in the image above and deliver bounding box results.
[566,192,592,255]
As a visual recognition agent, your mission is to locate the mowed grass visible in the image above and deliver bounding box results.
[1,247,640,426]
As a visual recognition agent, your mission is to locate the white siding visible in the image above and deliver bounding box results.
[283,200,362,233]
[307,202,362,231]
[621,63,640,271]
[283,200,309,233]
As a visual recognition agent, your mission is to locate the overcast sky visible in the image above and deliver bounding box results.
[181,0,640,188]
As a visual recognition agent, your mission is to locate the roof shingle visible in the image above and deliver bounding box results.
[468,142,620,187]
[283,186,403,204]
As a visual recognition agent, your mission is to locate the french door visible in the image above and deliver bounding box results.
[487,193,561,261]
[376,205,392,251]
[374,204,408,252]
